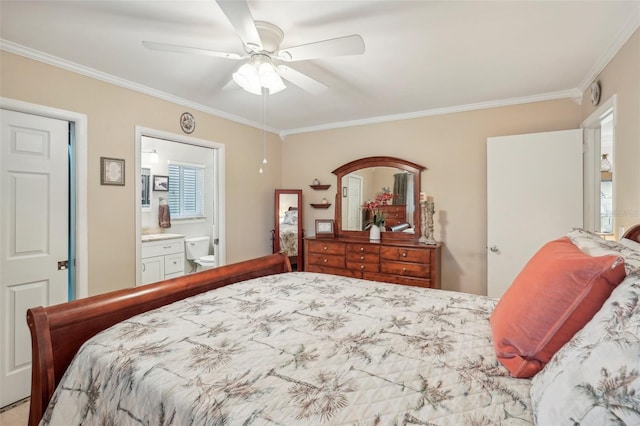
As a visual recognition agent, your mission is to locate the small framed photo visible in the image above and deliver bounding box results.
[342,186,348,197]
[315,219,335,238]
[153,175,169,191]
[100,157,125,186]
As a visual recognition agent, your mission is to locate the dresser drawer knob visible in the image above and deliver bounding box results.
[323,246,328,251]
[359,247,364,252]
[360,265,365,270]
[360,256,364,260]
[402,267,407,273]
[402,252,407,257]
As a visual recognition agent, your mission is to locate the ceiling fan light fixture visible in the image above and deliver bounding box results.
[258,62,278,85]
[233,60,286,95]
[267,76,286,95]
[257,62,286,94]
[233,63,262,95]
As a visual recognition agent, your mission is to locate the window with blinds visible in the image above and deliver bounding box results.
[168,162,205,219]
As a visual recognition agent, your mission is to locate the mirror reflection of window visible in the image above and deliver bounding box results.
[141,167,151,208]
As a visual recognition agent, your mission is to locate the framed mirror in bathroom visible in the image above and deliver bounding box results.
[273,189,303,270]
[141,167,151,209]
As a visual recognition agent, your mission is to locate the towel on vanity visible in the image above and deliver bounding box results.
[159,204,171,228]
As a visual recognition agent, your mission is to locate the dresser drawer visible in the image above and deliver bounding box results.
[379,205,406,224]
[381,261,429,278]
[307,240,346,256]
[307,253,345,269]
[307,264,361,278]
[347,243,380,255]
[346,261,380,272]
[346,251,379,263]
[364,272,433,288]
[381,246,430,264]
[380,205,405,214]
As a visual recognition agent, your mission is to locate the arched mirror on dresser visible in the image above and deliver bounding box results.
[334,156,425,239]
[273,189,303,270]
[304,156,441,289]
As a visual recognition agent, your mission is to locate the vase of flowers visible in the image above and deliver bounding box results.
[363,187,396,241]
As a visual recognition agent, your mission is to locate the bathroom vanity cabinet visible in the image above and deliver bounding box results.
[141,234,185,285]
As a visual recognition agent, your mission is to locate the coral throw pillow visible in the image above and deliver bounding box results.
[490,236,625,378]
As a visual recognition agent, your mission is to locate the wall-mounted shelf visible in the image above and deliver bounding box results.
[310,203,331,209]
[309,184,331,190]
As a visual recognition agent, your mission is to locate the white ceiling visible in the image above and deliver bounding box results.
[1,1,639,136]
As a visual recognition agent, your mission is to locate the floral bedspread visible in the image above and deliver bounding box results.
[42,272,533,425]
[279,222,298,256]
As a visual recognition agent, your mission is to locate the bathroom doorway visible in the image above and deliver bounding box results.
[134,127,225,285]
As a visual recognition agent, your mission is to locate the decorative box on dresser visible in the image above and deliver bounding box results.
[304,237,441,289]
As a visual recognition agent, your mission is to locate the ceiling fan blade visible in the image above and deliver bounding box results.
[278,35,365,62]
[142,41,245,60]
[215,0,262,51]
[276,65,328,95]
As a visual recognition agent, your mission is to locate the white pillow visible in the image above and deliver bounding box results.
[530,271,640,425]
[567,228,640,273]
[619,236,640,253]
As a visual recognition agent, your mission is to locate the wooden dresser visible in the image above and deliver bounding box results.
[304,237,441,289]
[378,205,406,228]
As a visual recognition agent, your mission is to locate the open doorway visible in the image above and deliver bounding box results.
[134,127,226,285]
[582,95,617,238]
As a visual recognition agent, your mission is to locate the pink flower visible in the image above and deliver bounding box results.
[362,187,397,228]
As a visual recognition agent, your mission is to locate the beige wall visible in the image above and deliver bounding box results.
[579,28,640,235]
[2,27,637,297]
[283,101,582,295]
[283,29,639,296]
[1,52,282,296]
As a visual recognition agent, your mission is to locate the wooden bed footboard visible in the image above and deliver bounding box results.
[26,253,291,426]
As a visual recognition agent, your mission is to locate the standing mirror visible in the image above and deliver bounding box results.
[273,189,303,270]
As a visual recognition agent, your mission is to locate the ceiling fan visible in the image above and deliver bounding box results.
[142,0,365,95]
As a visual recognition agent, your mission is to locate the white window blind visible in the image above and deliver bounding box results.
[168,162,205,219]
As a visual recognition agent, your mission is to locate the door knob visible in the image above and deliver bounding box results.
[489,245,499,253]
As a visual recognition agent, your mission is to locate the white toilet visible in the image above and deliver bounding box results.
[185,236,216,272]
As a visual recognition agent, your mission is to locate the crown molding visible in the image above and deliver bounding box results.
[578,4,640,92]
[3,24,632,140]
[0,39,279,134]
[279,89,583,138]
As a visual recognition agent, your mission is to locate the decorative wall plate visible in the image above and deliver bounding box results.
[180,112,195,134]
[590,81,601,106]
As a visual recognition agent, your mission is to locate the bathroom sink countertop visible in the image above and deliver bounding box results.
[141,233,185,243]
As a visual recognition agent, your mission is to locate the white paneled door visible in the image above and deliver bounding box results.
[487,129,583,298]
[0,110,69,407]
[346,174,363,230]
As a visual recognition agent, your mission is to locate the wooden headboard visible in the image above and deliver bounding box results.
[622,224,640,243]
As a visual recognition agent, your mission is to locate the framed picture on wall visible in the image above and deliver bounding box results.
[153,175,169,191]
[100,157,125,186]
